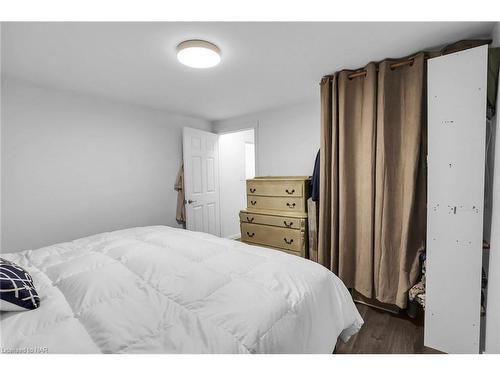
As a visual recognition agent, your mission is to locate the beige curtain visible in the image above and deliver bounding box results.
[318,75,334,270]
[319,53,426,308]
[338,63,378,298]
[373,53,426,307]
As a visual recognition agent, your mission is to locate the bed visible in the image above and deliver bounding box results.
[0,225,363,353]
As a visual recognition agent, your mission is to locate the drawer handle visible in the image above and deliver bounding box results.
[249,188,256,193]
[285,189,295,195]
[286,202,296,208]
[283,220,293,228]
[250,200,257,206]
[246,216,255,223]
[284,238,294,245]
[247,232,255,238]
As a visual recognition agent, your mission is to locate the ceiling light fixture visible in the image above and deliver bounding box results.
[176,40,221,69]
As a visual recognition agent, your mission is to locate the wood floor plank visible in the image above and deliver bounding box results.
[335,303,441,354]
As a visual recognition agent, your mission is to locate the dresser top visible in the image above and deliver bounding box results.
[250,176,311,181]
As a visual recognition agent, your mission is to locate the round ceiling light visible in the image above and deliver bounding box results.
[176,40,221,69]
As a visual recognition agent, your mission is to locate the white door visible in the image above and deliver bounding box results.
[182,127,221,235]
[425,45,487,353]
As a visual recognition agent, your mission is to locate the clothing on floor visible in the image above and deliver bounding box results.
[175,163,185,223]
[408,253,426,308]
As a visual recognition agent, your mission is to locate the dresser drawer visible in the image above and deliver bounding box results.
[239,211,303,230]
[247,195,304,212]
[247,180,303,197]
[241,223,302,252]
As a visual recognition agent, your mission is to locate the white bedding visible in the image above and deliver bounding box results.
[0,226,363,353]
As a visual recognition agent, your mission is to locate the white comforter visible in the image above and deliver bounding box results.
[0,226,363,354]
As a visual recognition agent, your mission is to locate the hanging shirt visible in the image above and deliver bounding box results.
[311,150,320,202]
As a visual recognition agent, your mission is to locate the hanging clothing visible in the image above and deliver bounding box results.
[311,150,320,202]
[174,163,185,223]
[487,48,500,119]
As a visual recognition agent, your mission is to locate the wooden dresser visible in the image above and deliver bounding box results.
[239,176,311,257]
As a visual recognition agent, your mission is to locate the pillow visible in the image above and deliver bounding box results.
[0,257,41,311]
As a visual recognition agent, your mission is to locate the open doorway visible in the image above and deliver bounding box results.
[218,129,256,238]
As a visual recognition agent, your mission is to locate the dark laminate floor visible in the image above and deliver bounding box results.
[335,303,442,354]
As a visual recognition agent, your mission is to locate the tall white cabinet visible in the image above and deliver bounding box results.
[425,45,488,354]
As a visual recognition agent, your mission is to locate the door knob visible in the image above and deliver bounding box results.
[187,199,196,204]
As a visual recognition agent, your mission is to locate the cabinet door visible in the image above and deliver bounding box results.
[425,45,487,353]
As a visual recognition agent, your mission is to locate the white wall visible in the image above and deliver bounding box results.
[1,77,211,253]
[213,100,319,177]
[486,21,500,354]
[218,129,254,238]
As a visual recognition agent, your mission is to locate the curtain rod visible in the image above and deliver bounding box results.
[347,59,414,79]
[321,38,492,83]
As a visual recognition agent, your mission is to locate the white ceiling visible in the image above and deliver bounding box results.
[1,22,495,121]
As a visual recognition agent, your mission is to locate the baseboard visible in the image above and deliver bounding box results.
[225,233,240,240]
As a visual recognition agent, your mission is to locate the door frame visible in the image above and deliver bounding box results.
[215,120,260,176]
[215,121,259,239]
